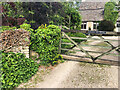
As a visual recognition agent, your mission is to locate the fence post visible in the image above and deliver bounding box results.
[59,30,62,54]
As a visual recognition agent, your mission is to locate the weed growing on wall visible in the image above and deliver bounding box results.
[0,26,17,32]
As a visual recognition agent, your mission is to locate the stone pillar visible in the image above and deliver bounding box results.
[11,46,29,58]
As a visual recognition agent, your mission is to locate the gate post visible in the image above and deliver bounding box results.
[58,30,62,54]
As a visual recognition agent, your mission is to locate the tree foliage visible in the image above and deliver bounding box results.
[104,2,118,24]
[98,20,115,31]
[62,2,81,29]
[2,2,82,30]
[2,2,26,27]
[21,2,82,29]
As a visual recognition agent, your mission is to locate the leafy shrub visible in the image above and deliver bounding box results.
[19,23,34,32]
[52,54,64,65]
[0,26,17,32]
[38,24,47,29]
[98,20,115,31]
[0,23,33,33]
[0,51,39,88]
[30,25,63,65]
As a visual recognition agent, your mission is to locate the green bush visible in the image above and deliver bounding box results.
[0,51,39,88]
[98,20,115,31]
[0,23,33,33]
[0,26,17,32]
[30,25,63,65]
[19,23,34,33]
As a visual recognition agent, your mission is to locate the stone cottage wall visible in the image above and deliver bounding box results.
[0,29,30,58]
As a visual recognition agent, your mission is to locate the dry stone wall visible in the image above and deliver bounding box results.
[0,29,30,58]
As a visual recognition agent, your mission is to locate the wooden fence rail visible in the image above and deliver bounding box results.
[60,30,120,63]
[62,36,120,42]
[61,29,120,36]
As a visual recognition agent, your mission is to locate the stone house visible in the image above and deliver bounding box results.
[79,2,120,32]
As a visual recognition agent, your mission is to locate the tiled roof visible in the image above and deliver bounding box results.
[79,9,104,21]
[79,2,120,22]
[79,2,106,21]
[79,2,105,10]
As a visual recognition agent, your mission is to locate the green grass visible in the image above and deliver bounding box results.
[81,40,92,45]
[79,62,111,67]
[96,42,109,47]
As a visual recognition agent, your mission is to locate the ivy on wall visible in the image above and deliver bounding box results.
[0,51,39,88]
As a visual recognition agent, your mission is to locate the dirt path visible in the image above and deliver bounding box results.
[36,61,79,88]
[36,61,118,88]
[35,36,119,88]
[59,63,118,88]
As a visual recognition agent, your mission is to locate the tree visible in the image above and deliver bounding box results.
[19,2,65,29]
[2,2,26,27]
[104,2,118,24]
[61,2,82,29]
[98,20,115,31]
[21,2,82,29]
[1,2,82,30]
[117,1,120,11]
[110,0,119,5]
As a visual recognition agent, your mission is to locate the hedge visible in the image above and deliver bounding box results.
[30,25,63,65]
[0,51,39,88]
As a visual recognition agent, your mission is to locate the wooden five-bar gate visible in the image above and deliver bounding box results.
[59,30,120,65]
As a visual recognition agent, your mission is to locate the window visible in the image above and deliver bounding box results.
[81,22,87,29]
[93,22,99,30]
[117,22,120,27]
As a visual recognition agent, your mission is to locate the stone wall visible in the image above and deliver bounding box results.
[9,46,29,58]
[0,29,30,58]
